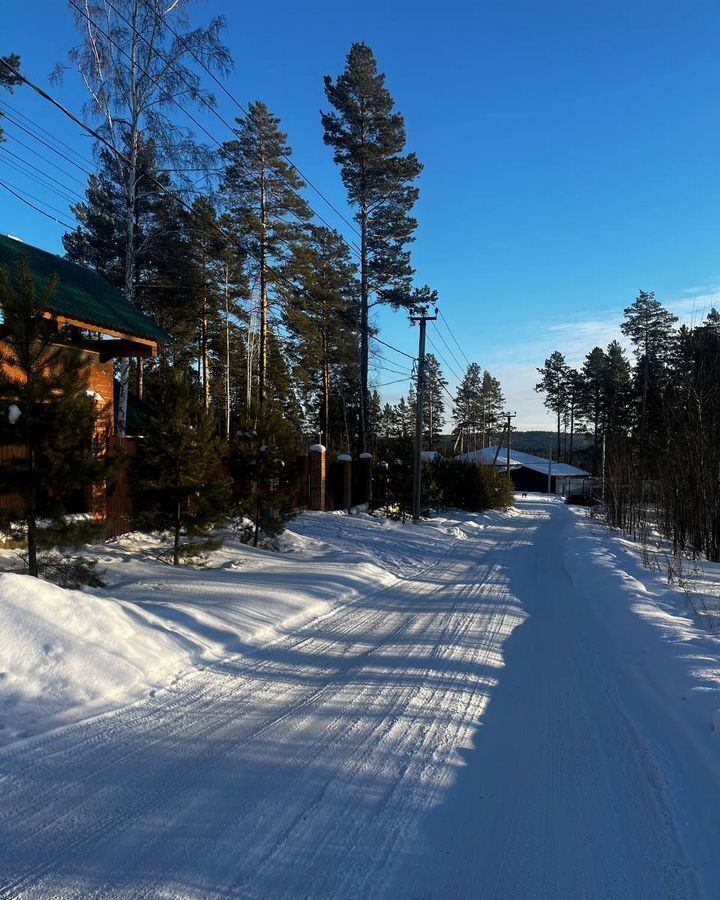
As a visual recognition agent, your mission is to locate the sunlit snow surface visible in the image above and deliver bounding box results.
[0,500,718,898]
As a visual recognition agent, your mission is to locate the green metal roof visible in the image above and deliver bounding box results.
[0,234,170,343]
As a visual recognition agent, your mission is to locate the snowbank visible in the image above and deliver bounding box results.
[562,507,720,849]
[0,573,187,744]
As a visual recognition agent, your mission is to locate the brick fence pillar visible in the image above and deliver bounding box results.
[358,452,373,506]
[309,444,326,511]
[337,454,353,510]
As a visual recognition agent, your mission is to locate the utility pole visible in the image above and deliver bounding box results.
[410,307,437,523]
[492,423,507,467]
[504,411,516,482]
[224,261,231,442]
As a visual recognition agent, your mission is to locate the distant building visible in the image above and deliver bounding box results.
[458,446,597,495]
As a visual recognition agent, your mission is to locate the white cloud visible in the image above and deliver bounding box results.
[480,287,720,430]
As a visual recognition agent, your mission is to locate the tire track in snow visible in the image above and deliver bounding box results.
[0,541,466,852]
[229,532,531,899]
[0,537,483,898]
[122,551,497,898]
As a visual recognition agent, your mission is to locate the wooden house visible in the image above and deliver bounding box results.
[0,234,169,533]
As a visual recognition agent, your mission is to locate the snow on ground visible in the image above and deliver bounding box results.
[0,574,188,746]
[0,499,719,898]
[564,504,720,728]
[0,509,508,747]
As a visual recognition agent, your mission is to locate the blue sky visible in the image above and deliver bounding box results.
[2,0,720,427]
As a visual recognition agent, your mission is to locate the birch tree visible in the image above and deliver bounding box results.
[56,0,230,435]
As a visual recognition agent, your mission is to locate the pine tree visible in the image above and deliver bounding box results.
[453,363,482,449]
[480,371,505,445]
[377,403,396,444]
[181,197,247,414]
[231,410,299,547]
[322,43,422,452]
[285,225,358,450]
[703,307,720,335]
[63,145,129,285]
[535,351,569,460]
[210,220,247,439]
[580,347,608,474]
[406,384,417,435]
[220,102,311,418]
[563,368,585,465]
[63,140,188,397]
[620,290,678,454]
[0,258,109,577]
[603,340,633,436]
[142,191,202,367]
[0,55,22,143]
[368,389,382,446]
[395,395,413,440]
[133,369,230,565]
[218,306,250,440]
[423,354,447,449]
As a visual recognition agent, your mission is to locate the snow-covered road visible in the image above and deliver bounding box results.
[1,501,717,898]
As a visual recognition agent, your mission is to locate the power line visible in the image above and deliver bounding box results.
[437,308,472,368]
[134,0,363,243]
[430,319,466,378]
[371,334,416,362]
[0,146,85,205]
[0,112,94,177]
[0,58,415,366]
[0,176,78,223]
[374,361,413,374]
[373,362,414,378]
[426,333,463,383]
[0,99,95,170]
[375,376,413,387]
[88,0,362,256]
[1,129,89,190]
[0,179,77,230]
[438,380,458,406]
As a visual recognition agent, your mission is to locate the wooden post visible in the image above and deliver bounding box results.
[338,454,353,511]
[377,460,389,515]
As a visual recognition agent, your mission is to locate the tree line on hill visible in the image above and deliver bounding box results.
[535,292,720,562]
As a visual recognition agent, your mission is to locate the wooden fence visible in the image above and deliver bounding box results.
[0,440,370,537]
[0,444,27,512]
[105,435,137,537]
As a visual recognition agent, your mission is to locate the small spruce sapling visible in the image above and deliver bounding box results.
[231,411,298,547]
[133,369,230,565]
